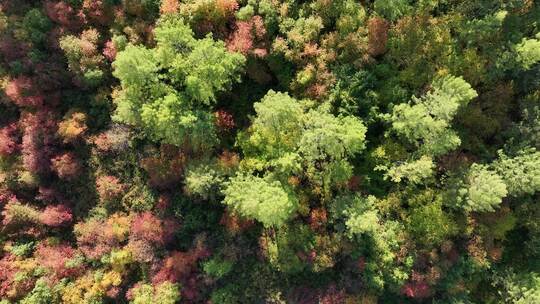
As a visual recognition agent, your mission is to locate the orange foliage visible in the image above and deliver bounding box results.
[96,175,126,203]
[160,0,180,14]
[140,145,186,189]
[309,208,327,231]
[51,152,81,180]
[368,17,389,57]
[220,211,254,234]
[58,112,87,143]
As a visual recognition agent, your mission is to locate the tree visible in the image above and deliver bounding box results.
[223,174,298,227]
[51,152,81,180]
[20,278,60,304]
[406,191,458,247]
[241,90,304,164]
[1,197,40,227]
[5,77,44,108]
[515,33,540,69]
[60,29,106,87]
[130,212,175,245]
[382,156,434,184]
[368,16,389,57]
[493,149,540,196]
[374,0,411,21]
[260,223,317,274]
[44,1,85,31]
[20,111,57,174]
[342,196,380,236]
[39,204,73,227]
[112,15,245,151]
[239,90,367,191]
[57,112,87,143]
[387,75,477,156]
[96,175,126,203]
[458,164,508,213]
[0,123,18,157]
[184,163,224,200]
[82,0,114,25]
[21,9,52,45]
[129,282,180,304]
[299,109,367,166]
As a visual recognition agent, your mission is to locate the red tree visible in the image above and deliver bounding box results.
[0,253,35,299]
[51,152,81,180]
[0,36,29,63]
[227,16,267,57]
[130,212,176,245]
[214,109,236,132]
[35,243,83,281]
[140,145,186,189]
[44,1,85,31]
[103,40,117,61]
[21,111,57,174]
[39,204,73,227]
[0,123,18,156]
[151,237,209,300]
[5,77,44,108]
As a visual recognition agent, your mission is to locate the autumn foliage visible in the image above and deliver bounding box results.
[0,1,539,303]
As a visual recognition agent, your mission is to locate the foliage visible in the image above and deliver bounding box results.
[387,75,477,156]
[374,0,411,21]
[129,281,181,304]
[112,14,245,151]
[203,257,233,279]
[60,29,106,87]
[57,112,87,143]
[383,156,435,184]
[458,164,508,213]
[0,1,539,303]
[516,33,540,69]
[223,174,297,227]
[493,148,540,196]
[240,90,366,193]
[406,191,458,247]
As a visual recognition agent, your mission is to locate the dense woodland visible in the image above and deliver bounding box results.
[0,0,540,303]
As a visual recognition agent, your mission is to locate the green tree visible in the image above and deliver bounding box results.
[261,223,314,273]
[381,155,435,184]
[387,75,477,156]
[239,90,367,192]
[374,0,411,21]
[203,257,234,279]
[113,15,245,151]
[406,191,458,247]
[458,164,508,213]
[516,33,540,69]
[20,279,59,304]
[300,106,367,190]
[130,282,180,304]
[184,163,224,200]
[240,90,304,166]
[223,174,298,227]
[22,9,52,45]
[494,149,540,196]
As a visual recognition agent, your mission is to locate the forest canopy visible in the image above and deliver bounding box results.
[1,0,540,303]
